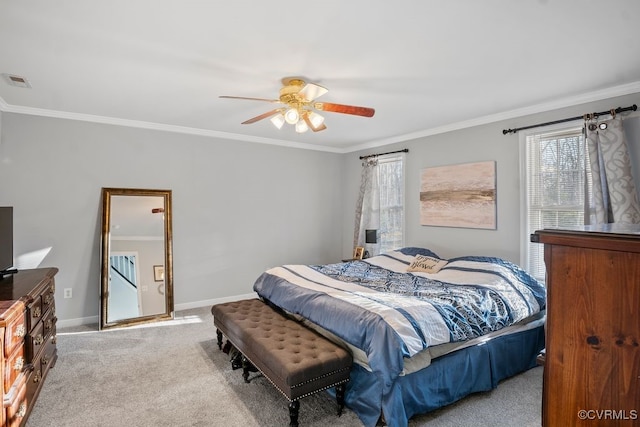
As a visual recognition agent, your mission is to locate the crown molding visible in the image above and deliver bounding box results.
[345,81,640,153]
[2,80,640,154]
[0,98,343,153]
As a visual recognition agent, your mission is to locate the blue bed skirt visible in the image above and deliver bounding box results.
[338,324,545,427]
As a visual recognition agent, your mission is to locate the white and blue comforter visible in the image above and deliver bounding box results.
[252,247,546,393]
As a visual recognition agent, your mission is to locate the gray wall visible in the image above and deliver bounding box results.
[2,91,639,325]
[0,113,343,324]
[343,92,640,263]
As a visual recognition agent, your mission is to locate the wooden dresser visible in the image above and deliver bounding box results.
[532,225,640,427]
[0,268,58,426]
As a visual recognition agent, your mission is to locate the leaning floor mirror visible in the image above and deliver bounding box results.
[100,188,174,330]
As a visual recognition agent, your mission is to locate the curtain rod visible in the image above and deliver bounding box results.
[502,104,637,135]
[359,148,409,160]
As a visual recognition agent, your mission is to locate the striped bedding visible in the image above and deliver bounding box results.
[252,247,546,394]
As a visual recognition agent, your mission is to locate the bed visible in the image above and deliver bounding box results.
[252,247,546,427]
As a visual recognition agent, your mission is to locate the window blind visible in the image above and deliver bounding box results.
[525,127,587,281]
[377,154,405,253]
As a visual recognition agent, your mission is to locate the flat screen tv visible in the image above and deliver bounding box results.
[0,207,14,276]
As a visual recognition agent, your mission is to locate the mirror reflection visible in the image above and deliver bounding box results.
[100,188,174,329]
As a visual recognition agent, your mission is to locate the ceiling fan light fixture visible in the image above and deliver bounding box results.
[295,120,309,133]
[284,108,299,124]
[222,78,375,134]
[270,114,285,129]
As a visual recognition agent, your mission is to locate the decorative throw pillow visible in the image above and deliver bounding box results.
[407,254,448,274]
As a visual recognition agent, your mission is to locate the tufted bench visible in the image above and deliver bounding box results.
[211,298,352,426]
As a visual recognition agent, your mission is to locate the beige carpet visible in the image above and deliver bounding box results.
[25,306,543,427]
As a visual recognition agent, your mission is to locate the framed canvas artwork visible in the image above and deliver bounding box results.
[420,161,497,229]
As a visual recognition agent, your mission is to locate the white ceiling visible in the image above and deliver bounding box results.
[1,1,640,152]
[110,195,165,238]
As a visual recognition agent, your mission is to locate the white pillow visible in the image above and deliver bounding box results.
[407,254,448,274]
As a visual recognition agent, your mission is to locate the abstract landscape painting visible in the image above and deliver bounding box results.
[420,161,496,229]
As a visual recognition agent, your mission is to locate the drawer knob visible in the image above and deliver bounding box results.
[45,319,53,331]
[13,356,24,372]
[45,294,53,305]
[35,334,44,346]
[33,369,42,383]
[42,355,49,366]
[14,324,26,338]
[33,306,42,318]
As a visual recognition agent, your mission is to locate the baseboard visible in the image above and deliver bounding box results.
[57,315,99,329]
[56,293,259,329]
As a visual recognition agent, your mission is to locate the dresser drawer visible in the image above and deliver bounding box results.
[26,318,45,362]
[25,361,41,408]
[3,372,27,427]
[40,336,57,379]
[25,296,43,334]
[0,301,26,358]
[41,279,55,317]
[42,308,56,341]
[3,345,25,394]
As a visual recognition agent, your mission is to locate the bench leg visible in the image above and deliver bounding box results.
[336,383,346,416]
[242,356,251,383]
[288,400,300,427]
[216,329,223,350]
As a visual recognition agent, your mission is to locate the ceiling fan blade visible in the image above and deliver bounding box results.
[241,109,282,124]
[303,114,327,132]
[313,102,375,117]
[220,95,280,103]
[298,83,328,102]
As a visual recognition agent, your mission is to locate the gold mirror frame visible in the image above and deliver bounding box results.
[100,188,174,329]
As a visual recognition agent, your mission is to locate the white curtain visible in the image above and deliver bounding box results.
[353,158,380,256]
[585,116,640,224]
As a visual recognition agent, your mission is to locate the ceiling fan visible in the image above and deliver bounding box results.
[220,77,375,133]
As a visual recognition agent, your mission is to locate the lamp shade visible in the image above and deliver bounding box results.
[295,120,309,133]
[270,114,285,129]
[307,111,325,128]
[284,108,299,124]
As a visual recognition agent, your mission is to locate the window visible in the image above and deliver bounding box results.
[521,126,589,281]
[377,154,405,253]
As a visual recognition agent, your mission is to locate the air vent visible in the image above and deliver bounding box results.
[2,74,32,88]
